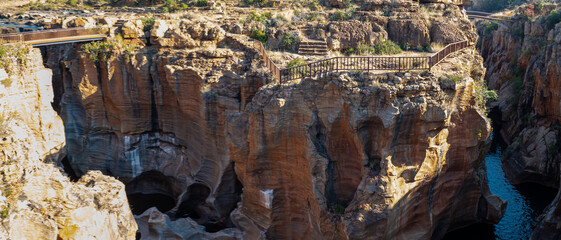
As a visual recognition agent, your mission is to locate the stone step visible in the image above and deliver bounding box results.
[299,41,327,45]
[298,50,328,56]
[298,48,328,53]
[114,20,127,27]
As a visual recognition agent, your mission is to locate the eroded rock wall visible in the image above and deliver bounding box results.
[0,46,137,240]
[227,69,504,239]
[479,10,561,188]
[37,9,504,239]
[477,6,561,237]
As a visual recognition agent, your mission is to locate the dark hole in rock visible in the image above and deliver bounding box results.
[126,170,180,215]
[135,231,141,240]
[61,156,79,182]
[203,221,228,233]
[175,183,210,219]
[442,223,496,240]
[2,137,7,141]
[128,193,176,215]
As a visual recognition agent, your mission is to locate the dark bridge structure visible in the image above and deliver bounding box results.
[0,27,106,47]
[466,10,513,22]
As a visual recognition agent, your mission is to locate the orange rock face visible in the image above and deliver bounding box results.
[228,73,504,239]
[41,20,503,239]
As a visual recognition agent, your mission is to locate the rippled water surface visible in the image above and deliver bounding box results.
[486,147,536,240]
[443,145,557,240]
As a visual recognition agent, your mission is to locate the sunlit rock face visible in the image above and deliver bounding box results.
[0,47,137,240]
[32,10,501,239]
[42,24,257,235]
[227,71,504,239]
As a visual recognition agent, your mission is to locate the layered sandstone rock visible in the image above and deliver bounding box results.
[227,67,504,239]
[22,4,501,239]
[478,8,561,188]
[0,46,137,240]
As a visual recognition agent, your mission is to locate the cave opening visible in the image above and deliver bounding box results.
[175,182,232,233]
[128,193,176,216]
[176,183,211,219]
[61,156,79,182]
[125,170,179,215]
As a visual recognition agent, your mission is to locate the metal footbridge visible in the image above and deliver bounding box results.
[0,27,107,47]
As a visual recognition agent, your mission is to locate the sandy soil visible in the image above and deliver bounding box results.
[0,0,33,11]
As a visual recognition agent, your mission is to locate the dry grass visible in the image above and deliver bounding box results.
[429,42,445,53]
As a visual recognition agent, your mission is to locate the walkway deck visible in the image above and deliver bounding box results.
[254,40,471,83]
[0,27,107,47]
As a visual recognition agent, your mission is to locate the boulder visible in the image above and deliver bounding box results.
[387,18,430,46]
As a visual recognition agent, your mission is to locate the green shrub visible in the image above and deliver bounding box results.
[247,11,272,25]
[141,17,155,31]
[81,41,116,63]
[545,9,561,30]
[286,58,306,68]
[448,75,463,83]
[484,22,498,35]
[373,40,402,55]
[67,0,79,6]
[194,0,207,7]
[343,44,374,55]
[486,89,498,102]
[0,204,9,219]
[250,29,268,44]
[0,44,30,74]
[180,3,188,9]
[280,32,299,51]
[330,10,352,21]
[244,0,264,6]
[306,12,318,21]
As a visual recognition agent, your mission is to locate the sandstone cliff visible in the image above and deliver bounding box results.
[0,2,506,239]
[477,4,561,237]
[0,46,137,239]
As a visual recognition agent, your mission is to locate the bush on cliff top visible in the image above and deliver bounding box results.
[0,44,30,74]
[286,58,306,68]
[546,9,561,30]
[250,29,268,44]
[82,41,116,63]
[373,40,402,55]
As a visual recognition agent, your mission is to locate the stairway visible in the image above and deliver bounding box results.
[114,19,127,28]
[298,40,328,56]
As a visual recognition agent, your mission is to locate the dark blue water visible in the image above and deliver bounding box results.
[444,145,557,240]
[486,147,537,240]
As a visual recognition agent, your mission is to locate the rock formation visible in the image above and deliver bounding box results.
[0,1,510,238]
[0,46,137,240]
[478,6,561,188]
[477,4,561,237]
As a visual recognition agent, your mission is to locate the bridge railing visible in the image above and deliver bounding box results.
[254,39,470,83]
[253,40,281,82]
[428,40,469,67]
[0,27,107,44]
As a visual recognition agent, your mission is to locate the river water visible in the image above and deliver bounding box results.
[444,136,557,240]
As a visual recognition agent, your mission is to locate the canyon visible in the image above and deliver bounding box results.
[0,0,559,239]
